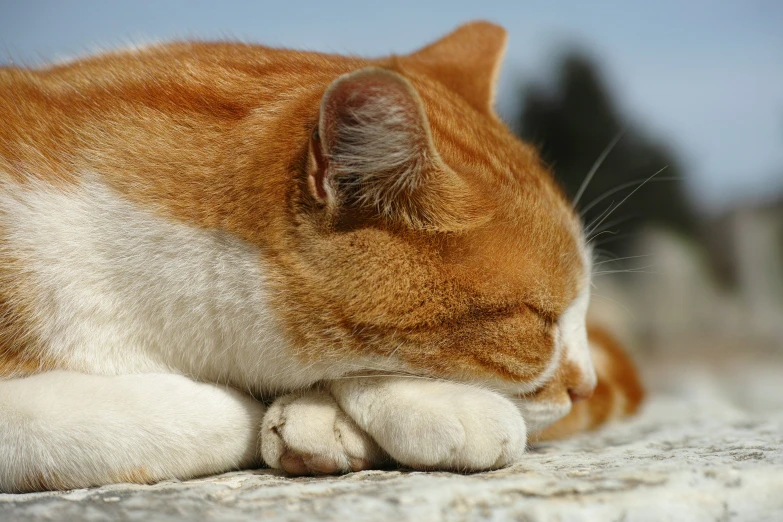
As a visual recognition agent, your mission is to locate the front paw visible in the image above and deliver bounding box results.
[260,391,387,476]
[331,379,527,471]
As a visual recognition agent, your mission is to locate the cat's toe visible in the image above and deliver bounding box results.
[260,390,386,476]
[278,452,310,475]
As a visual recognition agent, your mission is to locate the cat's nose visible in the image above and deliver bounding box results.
[567,383,594,403]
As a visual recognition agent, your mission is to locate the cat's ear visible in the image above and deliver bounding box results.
[405,21,507,115]
[309,67,480,230]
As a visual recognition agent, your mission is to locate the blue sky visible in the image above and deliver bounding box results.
[1,0,781,213]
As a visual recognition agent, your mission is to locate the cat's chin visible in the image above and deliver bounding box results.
[512,397,572,435]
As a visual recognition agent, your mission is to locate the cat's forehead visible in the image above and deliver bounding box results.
[415,97,587,308]
[440,218,586,314]
[416,80,580,229]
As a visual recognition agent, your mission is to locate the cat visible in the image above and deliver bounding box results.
[0,21,643,492]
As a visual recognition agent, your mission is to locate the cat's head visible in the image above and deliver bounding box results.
[278,22,595,432]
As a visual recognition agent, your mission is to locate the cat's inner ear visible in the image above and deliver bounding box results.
[310,67,463,229]
[404,20,507,115]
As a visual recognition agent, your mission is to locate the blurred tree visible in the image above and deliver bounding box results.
[516,52,696,254]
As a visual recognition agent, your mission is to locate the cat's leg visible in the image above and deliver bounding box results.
[260,390,388,475]
[329,378,527,471]
[0,371,265,492]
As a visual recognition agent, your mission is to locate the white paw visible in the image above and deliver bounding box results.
[331,379,527,471]
[260,391,387,475]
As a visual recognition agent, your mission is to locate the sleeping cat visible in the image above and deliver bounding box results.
[0,21,643,492]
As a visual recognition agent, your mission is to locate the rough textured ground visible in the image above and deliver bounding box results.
[2,351,782,522]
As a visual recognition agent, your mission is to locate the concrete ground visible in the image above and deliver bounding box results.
[2,349,782,522]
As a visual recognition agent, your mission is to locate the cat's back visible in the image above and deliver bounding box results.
[1,42,366,180]
[0,41,371,379]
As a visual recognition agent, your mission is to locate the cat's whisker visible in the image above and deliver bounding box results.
[587,229,619,245]
[587,167,667,244]
[591,232,637,248]
[590,292,635,319]
[331,374,428,381]
[328,370,456,385]
[593,271,660,278]
[591,254,653,267]
[591,248,620,267]
[584,199,616,233]
[592,265,658,277]
[586,214,638,241]
[572,129,626,208]
[580,174,680,218]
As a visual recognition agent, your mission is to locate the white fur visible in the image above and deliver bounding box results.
[330,378,526,470]
[0,177,398,488]
[0,177,367,391]
[559,284,597,393]
[513,397,572,435]
[261,390,385,473]
[0,176,590,487]
[0,371,265,491]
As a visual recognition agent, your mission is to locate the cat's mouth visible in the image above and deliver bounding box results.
[507,355,594,434]
[511,394,572,434]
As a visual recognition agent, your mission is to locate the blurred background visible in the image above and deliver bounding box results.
[2,1,782,360]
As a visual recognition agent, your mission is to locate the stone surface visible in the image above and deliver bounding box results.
[2,353,782,522]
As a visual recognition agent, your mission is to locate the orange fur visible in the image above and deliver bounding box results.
[19,471,68,492]
[0,22,642,437]
[18,466,154,492]
[113,467,154,486]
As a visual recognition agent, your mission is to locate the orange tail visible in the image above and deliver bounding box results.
[532,325,645,442]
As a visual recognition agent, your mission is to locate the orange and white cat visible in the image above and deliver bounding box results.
[0,21,643,492]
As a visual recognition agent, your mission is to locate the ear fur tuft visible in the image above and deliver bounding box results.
[311,67,485,231]
[319,68,429,216]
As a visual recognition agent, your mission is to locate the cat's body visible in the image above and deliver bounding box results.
[0,22,642,492]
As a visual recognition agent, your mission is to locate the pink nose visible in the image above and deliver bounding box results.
[568,385,594,403]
